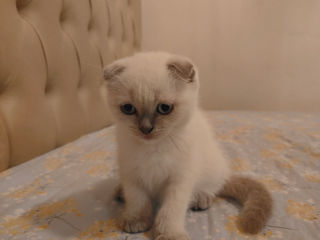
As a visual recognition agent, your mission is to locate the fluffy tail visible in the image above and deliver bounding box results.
[218,175,273,234]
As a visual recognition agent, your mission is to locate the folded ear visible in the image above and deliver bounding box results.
[167,56,196,83]
[103,63,125,81]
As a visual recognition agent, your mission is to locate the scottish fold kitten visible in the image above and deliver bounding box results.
[104,52,272,240]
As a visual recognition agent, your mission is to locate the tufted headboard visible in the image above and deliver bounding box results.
[0,0,141,170]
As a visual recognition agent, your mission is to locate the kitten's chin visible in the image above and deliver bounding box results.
[138,135,158,143]
[134,133,162,144]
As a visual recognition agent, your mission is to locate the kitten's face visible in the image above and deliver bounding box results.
[104,52,199,142]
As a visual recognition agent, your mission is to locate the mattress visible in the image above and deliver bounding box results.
[0,111,319,240]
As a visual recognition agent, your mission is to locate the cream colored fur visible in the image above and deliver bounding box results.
[104,52,238,240]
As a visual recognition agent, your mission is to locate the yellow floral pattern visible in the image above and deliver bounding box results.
[2,177,52,200]
[286,200,319,221]
[0,198,82,236]
[73,219,120,240]
[44,157,64,172]
[304,174,320,183]
[231,158,252,172]
[257,178,284,192]
[0,112,319,240]
[86,163,109,176]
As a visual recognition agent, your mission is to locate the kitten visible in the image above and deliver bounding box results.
[104,52,272,240]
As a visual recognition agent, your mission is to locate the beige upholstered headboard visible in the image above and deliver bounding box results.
[0,0,141,170]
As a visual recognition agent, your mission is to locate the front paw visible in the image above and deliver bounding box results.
[190,191,214,211]
[154,232,190,240]
[121,215,152,233]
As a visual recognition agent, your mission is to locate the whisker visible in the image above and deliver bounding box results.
[172,133,189,153]
[169,134,182,152]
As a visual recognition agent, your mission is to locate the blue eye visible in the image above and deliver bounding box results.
[120,104,136,115]
[157,104,173,115]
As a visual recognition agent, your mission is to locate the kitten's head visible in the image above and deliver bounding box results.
[103,52,199,142]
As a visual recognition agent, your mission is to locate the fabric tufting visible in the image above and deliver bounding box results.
[0,0,141,170]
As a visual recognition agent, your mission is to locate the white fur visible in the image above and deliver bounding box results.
[105,52,231,239]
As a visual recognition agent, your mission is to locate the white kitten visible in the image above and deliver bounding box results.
[104,52,272,240]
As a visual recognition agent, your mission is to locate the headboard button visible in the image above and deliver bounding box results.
[16,0,32,11]
[60,10,66,24]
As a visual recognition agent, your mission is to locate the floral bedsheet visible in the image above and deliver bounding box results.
[0,111,319,240]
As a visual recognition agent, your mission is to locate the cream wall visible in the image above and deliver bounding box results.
[141,0,320,112]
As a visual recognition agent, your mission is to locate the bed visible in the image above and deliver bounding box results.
[0,1,319,240]
[0,111,319,240]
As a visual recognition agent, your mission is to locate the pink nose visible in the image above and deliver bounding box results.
[139,126,154,135]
